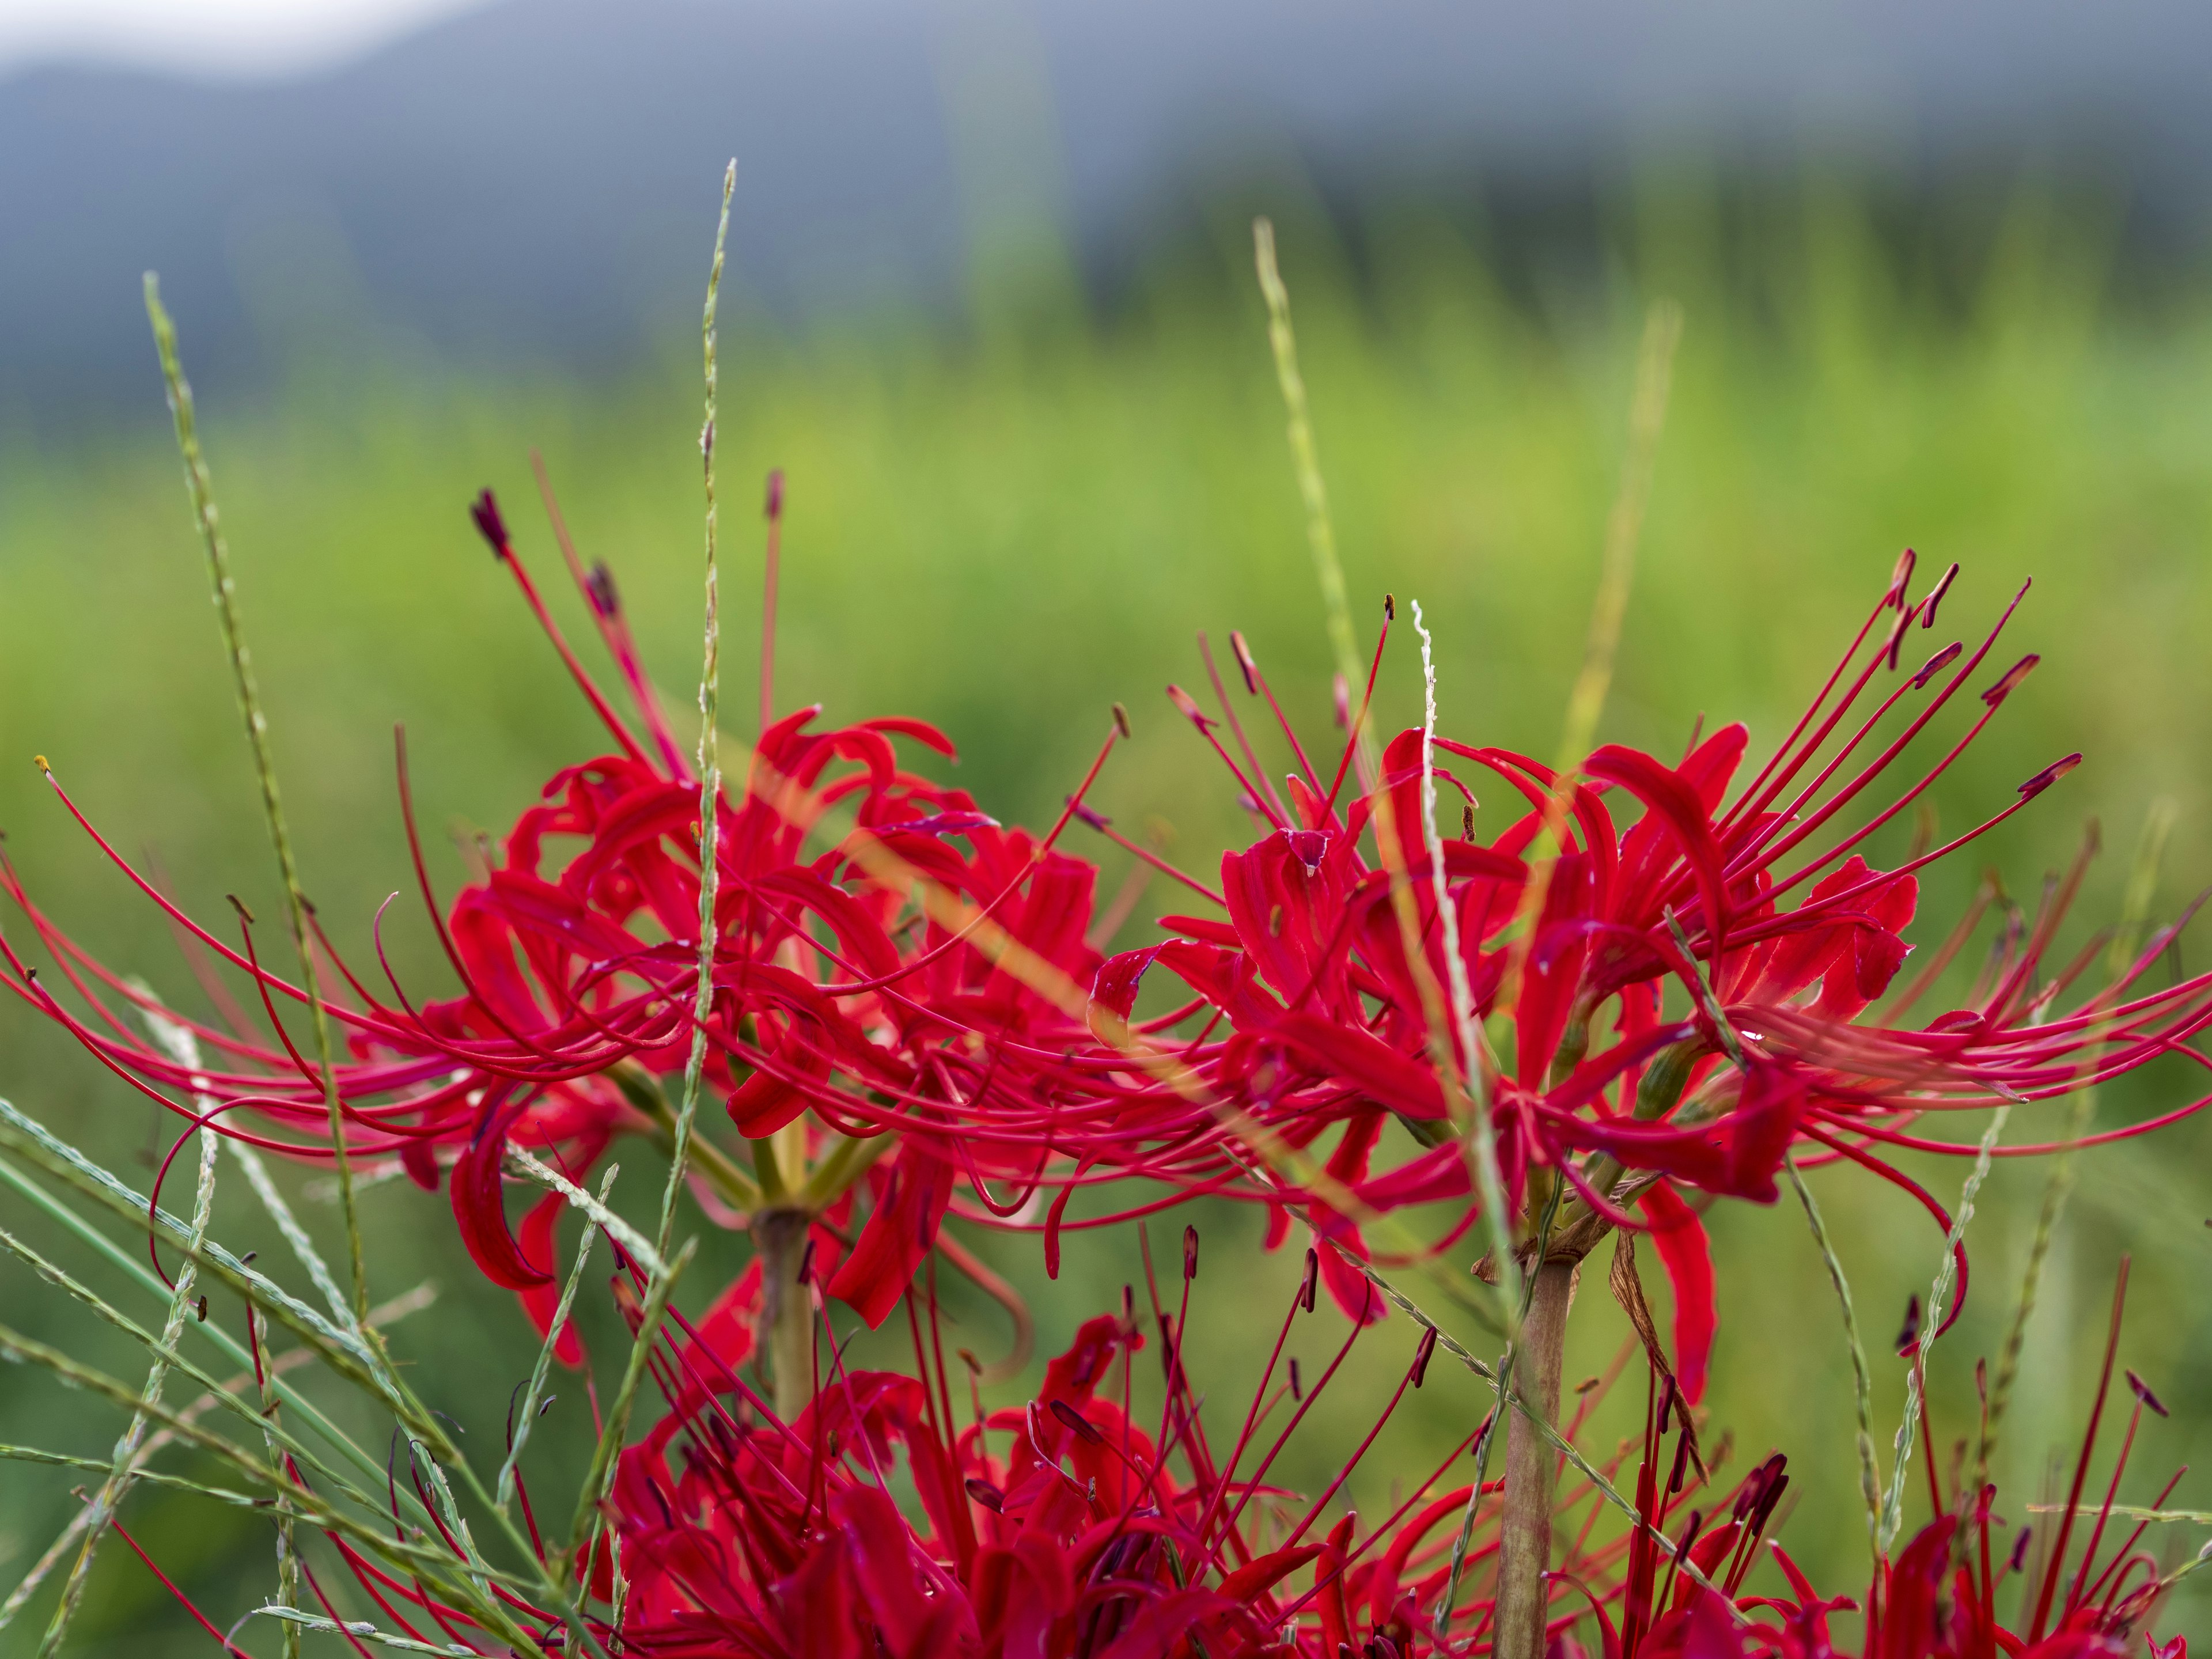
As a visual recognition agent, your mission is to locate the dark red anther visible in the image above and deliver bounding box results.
[1166,684,1213,730]
[469,488,509,556]
[585,562,619,619]
[964,1476,1004,1513]
[1301,1247,1320,1312]
[797,1237,816,1287]
[1182,1224,1199,1282]
[2126,1368,2169,1418]
[1895,1293,1922,1355]
[1911,641,1963,689]
[1411,1325,1438,1388]
[1051,1399,1105,1445]
[764,468,785,521]
[1752,1472,1789,1532]
[1230,631,1260,694]
[1922,560,1960,628]
[1888,546,1918,609]
[1383,593,1396,622]
[1069,800,1111,831]
[1462,803,1476,840]
[1667,1426,1694,1494]
[1983,653,2041,707]
[2008,1525,2034,1574]
[1883,604,1914,671]
[2017,753,2082,800]
[1289,1357,1304,1399]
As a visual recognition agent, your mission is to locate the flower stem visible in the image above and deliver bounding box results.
[1495,1259,1576,1659]
[754,1207,815,1422]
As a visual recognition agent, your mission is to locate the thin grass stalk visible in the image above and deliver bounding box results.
[250,1606,475,1657]
[1251,217,1357,695]
[1252,221,1520,1351]
[1411,601,1523,1311]
[0,1147,447,1536]
[37,1110,218,1653]
[1437,1372,1506,1642]
[142,274,367,1325]
[0,1228,436,1633]
[228,1139,355,1332]
[1981,803,2173,1493]
[0,1106,577,1629]
[1,1445,259,1503]
[498,1166,618,1512]
[658,159,736,1260]
[1338,1238,1748,1628]
[249,1301,305,1659]
[510,1145,666,1278]
[1880,1102,2010,1551]
[1979,1087,2092,1492]
[1496,300,1682,1022]
[0,1222,443,1547]
[2027,1504,2212,1525]
[1412,596,1538,1642]
[1453,306,1677,1659]
[0,1319,525,1599]
[567,1238,697,1567]
[1786,1153,1883,1565]
[0,1101,424,1441]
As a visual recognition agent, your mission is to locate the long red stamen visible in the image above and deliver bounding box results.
[2029,1255,2129,1641]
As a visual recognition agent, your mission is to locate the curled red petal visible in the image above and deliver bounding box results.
[1641,1183,1715,1407]
[516,1192,584,1365]
[450,1123,551,1291]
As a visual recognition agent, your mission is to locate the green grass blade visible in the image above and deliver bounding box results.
[38,1110,219,1655]
[499,1165,616,1512]
[1786,1153,1883,1563]
[0,1147,440,1526]
[568,1238,695,1566]
[1879,1102,2009,1551]
[658,159,735,1261]
[0,1445,259,1506]
[143,274,368,1325]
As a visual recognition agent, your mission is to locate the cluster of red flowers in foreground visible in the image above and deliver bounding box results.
[266,1235,2183,1659]
[7,483,2206,1656]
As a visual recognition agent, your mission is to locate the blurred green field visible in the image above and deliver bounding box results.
[2,189,2211,1650]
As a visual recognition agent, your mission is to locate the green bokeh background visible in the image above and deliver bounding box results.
[1,184,2209,1651]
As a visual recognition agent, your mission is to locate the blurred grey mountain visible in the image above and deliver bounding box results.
[3,0,2210,424]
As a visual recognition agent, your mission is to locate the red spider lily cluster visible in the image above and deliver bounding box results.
[266,1238,2187,1659]
[9,471,2209,1659]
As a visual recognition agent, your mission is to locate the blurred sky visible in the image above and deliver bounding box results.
[6,0,2212,427]
[0,0,486,77]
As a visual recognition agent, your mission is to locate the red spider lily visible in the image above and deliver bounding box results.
[0,482,1161,1350]
[589,1233,1628,1657]
[1620,1260,2192,1659]
[1083,558,2212,1383]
